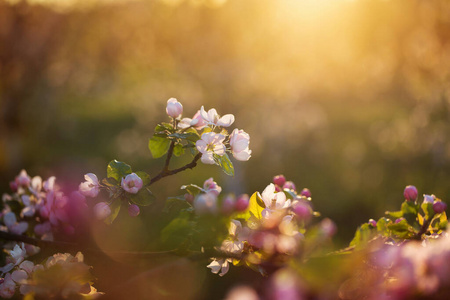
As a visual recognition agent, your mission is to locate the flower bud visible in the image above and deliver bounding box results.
[283,181,296,192]
[121,173,143,194]
[300,188,311,198]
[128,204,140,217]
[193,192,218,215]
[368,219,377,227]
[423,194,435,204]
[9,181,18,192]
[235,194,249,212]
[320,218,337,237]
[166,98,183,119]
[273,175,286,187]
[203,178,222,196]
[16,170,31,187]
[433,201,447,214]
[93,202,112,221]
[403,185,418,202]
[184,193,194,204]
[221,195,236,215]
[293,202,312,222]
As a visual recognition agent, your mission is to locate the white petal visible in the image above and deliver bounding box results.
[11,270,27,284]
[201,152,215,164]
[206,259,221,274]
[213,143,226,156]
[84,173,99,185]
[3,212,17,228]
[217,114,235,127]
[195,140,208,153]
[229,219,242,236]
[219,259,230,276]
[233,149,251,161]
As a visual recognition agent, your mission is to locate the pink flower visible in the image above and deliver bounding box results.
[121,173,143,194]
[273,175,286,187]
[193,192,218,214]
[166,98,183,119]
[196,132,226,164]
[404,185,418,202]
[93,202,111,221]
[15,170,31,187]
[229,129,251,161]
[3,212,28,235]
[178,110,207,130]
[235,194,249,212]
[203,177,222,196]
[260,183,291,219]
[78,173,100,198]
[39,191,69,226]
[0,273,16,298]
[200,106,235,127]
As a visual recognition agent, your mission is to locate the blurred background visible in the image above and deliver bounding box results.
[1,0,450,297]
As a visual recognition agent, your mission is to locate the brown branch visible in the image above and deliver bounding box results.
[148,153,202,186]
[163,141,176,172]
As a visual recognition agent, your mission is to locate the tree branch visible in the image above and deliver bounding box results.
[148,153,202,186]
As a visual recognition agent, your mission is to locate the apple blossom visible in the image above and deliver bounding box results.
[433,201,447,214]
[273,175,286,187]
[260,183,291,219]
[203,177,222,196]
[235,194,249,212]
[404,185,418,202]
[128,204,140,217]
[193,192,218,214]
[300,188,311,198]
[121,173,143,194]
[15,170,31,187]
[292,201,312,222]
[0,273,15,298]
[166,98,183,119]
[368,219,377,227]
[283,181,296,192]
[196,132,226,164]
[93,202,111,220]
[207,258,232,276]
[200,106,235,127]
[221,195,236,215]
[423,194,435,204]
[229,128,251,161]
[220,220,249,254]
[3,212,28,235]
[78,173,100,198]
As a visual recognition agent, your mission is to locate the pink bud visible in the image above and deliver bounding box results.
[166,98,183,119]
[395,218,404,224]
[293,202,312,221]
[221,195,235,215]
[192,110,206,129]
[283,181,296,192]
[300,188,311,198]
[320,218,337,237]
[193,192,218,215]
[368,219,377,227]
[273,175,286,187]
[9,181,18,192]
[184,193,194,204]
[203,178,222,196]
[128,204,140,217]
[403,185,418,202]
[235,194,250,212]
[433,201,447,214]
[93,202,112,220]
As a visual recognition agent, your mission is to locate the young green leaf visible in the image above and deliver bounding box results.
[173,143,185,157]
[148,136,171,158]
[129,188,155,206]
[233,192,265,221]
[134,171,151,186]
[214,153,234,176]
[107,160,132,182]
[104,200,122,225]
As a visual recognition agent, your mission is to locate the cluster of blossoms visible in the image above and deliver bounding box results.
[204,175,335,277]
[2,170,87,242]
[165,98,251,165]
[78,172,144,221]
[0,243,101,299]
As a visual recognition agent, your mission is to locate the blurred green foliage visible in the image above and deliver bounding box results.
[1,0,450,297]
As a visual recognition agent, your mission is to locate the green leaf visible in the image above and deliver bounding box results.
[385,210,403,219]
[233,192,265,221]
[160,212,194,248]
[376,217,391,237]
[104,200,122,225]
[148,136,171,158]
[155,122,174,133]
[129,188,155,206]
[349,223,374,249]
[173,143,185,157]
[283,189,297,200]
[388,219,416,239]
[163,196,191,213]
[401,201,419,226]
[169,131,200,143]
[135,171,151,186]
[421,202,435,221]
[107,160,132,182]
[181,184,203,196]
[214,153,234,176]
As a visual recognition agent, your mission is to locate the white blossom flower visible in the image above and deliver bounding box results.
[93,202,111,221]
[229,128,251,161]
[166,98,183,119]
[207,258,232,276]
[78,173,100,198]
[260,183,291,219]
[3,212,28,235]
[203,178,222,196]
[15,170,31,187]
[178,110,207,130]
[221,220,249,254]
[200,106,235,127]
[121,173,143,194]
[193,192,218,214]
[196,132,226,164]
[0,273,16,298]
